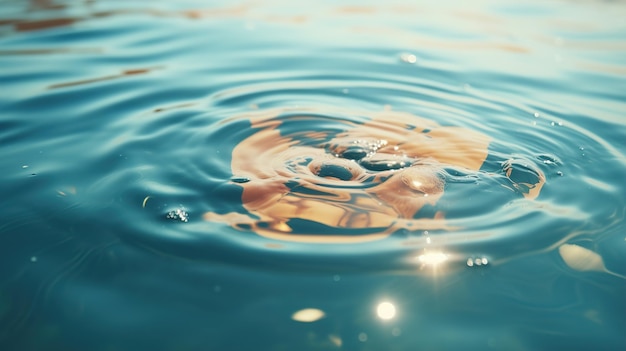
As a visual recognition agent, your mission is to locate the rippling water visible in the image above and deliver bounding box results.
[1,0,625,350]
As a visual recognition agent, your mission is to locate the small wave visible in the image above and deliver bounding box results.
[202,107,544,244]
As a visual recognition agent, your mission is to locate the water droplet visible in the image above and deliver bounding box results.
[467,256,488,267]
[538,154,560,165]
[533,112,540,118]
[30,256,37,263]
[399,53,417,64]
[557,171,563,176]
[22,165,28,169]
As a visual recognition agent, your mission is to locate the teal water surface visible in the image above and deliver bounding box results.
[1,0,625,350]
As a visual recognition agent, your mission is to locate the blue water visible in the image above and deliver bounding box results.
[1,0,625,350]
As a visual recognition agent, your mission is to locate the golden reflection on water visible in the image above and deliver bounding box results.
[291,308,325,323]
[48,67,162,89]
[204,108,504,243]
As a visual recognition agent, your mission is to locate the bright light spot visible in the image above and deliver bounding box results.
[467,256,489,267]
[412,180,423,188]
[417,252,448,266]
[376,301,396,320]
[558,244,605,273]
[400,53,417,63]
[291,308,325,323]
[329,334,342,347]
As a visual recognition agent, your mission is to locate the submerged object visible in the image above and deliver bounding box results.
[204,108,544,243]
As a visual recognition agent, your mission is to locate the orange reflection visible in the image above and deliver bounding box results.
[48,67,161,89]
[204,108,498,243]
[29,0,67,11]
[14,17,76,32]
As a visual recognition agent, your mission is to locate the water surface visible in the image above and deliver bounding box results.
[1,0,625,350]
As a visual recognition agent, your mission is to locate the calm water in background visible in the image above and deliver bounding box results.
[1,0,625,350]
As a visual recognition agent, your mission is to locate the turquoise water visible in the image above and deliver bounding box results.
[1,0,625,350]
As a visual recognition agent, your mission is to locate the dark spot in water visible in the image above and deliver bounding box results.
[360,156,413,172]
[231,176,251,183]
[501,158,545,198]
[315,163,355,181]
[340,146,368,160]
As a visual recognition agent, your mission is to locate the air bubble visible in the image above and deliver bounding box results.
[538,154,560,165]
[467,256,489,267]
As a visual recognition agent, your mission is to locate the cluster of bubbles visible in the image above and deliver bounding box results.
[166,208,189,222]
[466,257,489,267]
